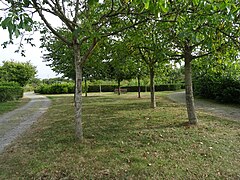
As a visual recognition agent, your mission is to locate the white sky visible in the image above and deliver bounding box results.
[0,29,62,79]
[0,3,63,79]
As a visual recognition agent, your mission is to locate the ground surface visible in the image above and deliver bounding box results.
[168,91,240,121]
[0,92,239,179]
[0,92,51,153]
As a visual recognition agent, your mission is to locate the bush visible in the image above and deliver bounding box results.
[193,76,240,104]
[35,83,75,94]
[0,82,23,102]
[88,85,117,92]
[122,84,183,92]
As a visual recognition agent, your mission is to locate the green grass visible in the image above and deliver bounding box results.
[0,92,239,179]
[0,98,30,115]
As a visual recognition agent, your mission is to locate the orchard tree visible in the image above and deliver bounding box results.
[0,60,36,86]
[130,0,239,124]
[1,0,148,140]
[166,1,239,124]
[101,38,138,95]
[126,20,171,108]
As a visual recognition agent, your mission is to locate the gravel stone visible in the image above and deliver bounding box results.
[0,92,51,153]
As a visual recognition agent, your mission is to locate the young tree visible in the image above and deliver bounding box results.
[165,1,239,124]
[1,1,148,140]
[0,60,36,86]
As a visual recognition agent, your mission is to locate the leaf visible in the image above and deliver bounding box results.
[144,0,150,9]
[193,0,199,6]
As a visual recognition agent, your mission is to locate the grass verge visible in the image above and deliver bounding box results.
[0,98,30,115]
[0,92,239,179]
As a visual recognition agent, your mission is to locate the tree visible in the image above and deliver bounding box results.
[164,1,240,124]
[1,0,148,140]
[126,20,170,108]
[130,0,239,124]
[0,60,36,86]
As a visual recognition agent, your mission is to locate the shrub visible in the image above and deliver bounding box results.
[34,83,75,94]
[88,85,117,92]
[193,76,240,104]
[122,84,183,92]
[0,82,23,102]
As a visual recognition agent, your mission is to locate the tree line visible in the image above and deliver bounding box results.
[0,0,239,140]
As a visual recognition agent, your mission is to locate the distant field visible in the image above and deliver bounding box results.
[0,92,239,179]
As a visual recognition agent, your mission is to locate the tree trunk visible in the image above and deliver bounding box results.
[84,78,87,97]
[74,44,83,141]
[137,75,141,98]
[99,84,102,93]
[117,79,121,95]
[149,66,156,108]
[184,56,198,124]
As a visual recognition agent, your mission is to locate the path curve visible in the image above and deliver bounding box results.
[0,92,51,153]
[168,91,240,121]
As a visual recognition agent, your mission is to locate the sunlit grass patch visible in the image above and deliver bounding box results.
[0,92,239,179]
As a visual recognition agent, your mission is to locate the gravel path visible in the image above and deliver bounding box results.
[168,91,240,121]
[0,92,51,153]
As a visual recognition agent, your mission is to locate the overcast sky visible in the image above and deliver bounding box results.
[0,28,62,79]
[0,2,63,79]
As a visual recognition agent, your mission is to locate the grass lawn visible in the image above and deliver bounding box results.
[0,97,30,115]
[0,92,239,179]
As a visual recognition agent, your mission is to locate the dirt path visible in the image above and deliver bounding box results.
[0,92,51,153]
[168,91,240,121]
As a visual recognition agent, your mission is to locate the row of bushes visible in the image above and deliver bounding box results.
[35,83,183,94]
[0,82,24,102]
[34,83,75,94]
[194,76,240,104]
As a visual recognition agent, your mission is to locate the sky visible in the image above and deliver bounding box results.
[0,2,62,79]
[0,29,61,79]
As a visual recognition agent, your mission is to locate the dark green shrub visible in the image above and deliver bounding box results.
[34,83,75,94]
[88,85,117,92]
[194,76,240,104]
[0,82,23,102]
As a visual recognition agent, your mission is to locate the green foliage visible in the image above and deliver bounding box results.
[122,84,183,92]
[0,61,36,87]
[194,76,240,104]
[34,83,74,94]
[0,82,23,102]
[88,85,117,92]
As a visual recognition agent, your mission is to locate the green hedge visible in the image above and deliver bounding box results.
[193,76,240,104]
[122,84,183,92]
[34,83,75,94]
[88,85,118,92]
[0,82,24,102]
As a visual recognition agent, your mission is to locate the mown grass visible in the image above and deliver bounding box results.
[0,98,30,115]
[0,92,239,179]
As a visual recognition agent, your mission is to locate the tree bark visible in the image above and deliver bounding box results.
[73,44,83,141]
[149,66,156,108]
[84,78,87,97]
[184,54,198,124]
[117,79,121,95]
[137,75,141,98]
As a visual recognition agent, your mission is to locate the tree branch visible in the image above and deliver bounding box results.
[32,0,71,46]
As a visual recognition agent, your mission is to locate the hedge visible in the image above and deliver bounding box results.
[88,85,118,92]
[0,82,24,102]
[122,84,183,92]
[193,76,240,104]
[34,83,75,94]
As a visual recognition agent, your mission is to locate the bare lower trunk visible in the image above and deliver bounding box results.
[74,45,83,141]
[185,57,198,124]
[149,67,156,108]
[117,79,121,95]
[137,75,141,98]
[84,78,87,97]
